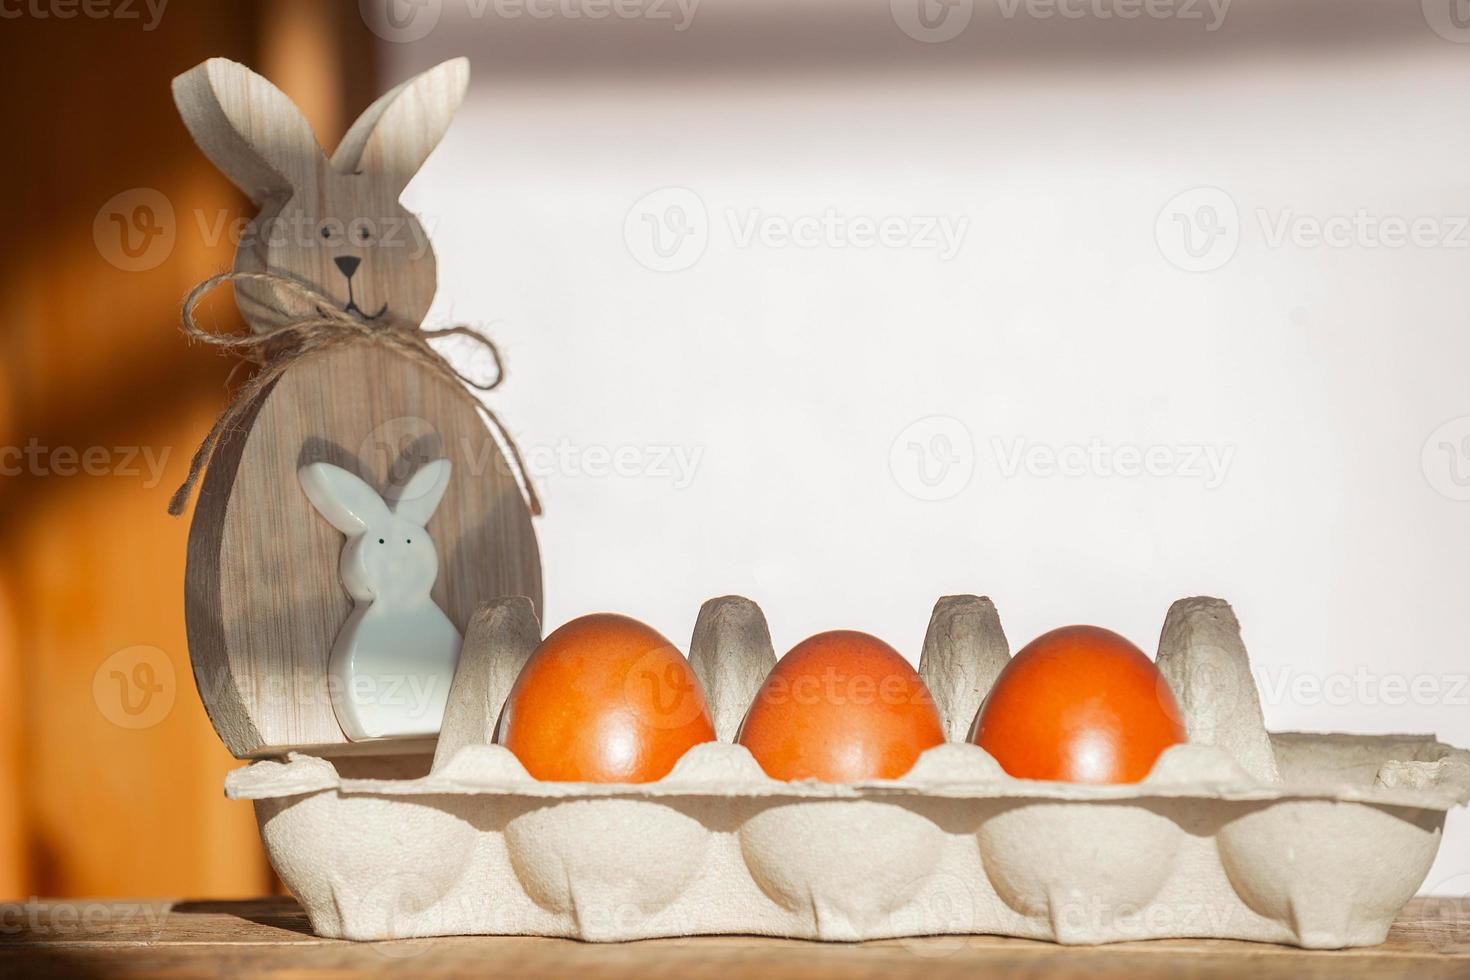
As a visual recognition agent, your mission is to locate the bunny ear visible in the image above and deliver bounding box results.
[299,463,392,535]
[387,459,452,527]
[331,58,469,188]
[172,58,326,205]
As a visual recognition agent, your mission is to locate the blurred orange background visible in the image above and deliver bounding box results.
[0,1,381,900]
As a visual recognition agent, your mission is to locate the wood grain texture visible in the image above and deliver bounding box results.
[171,57,468,330]
[186,344,542,758]
[171,57,543,759]
[2,897,1466,979]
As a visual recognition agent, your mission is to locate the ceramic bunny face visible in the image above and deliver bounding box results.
[301,460,451,606]
[172,57,469,329]
[299,459,463,740]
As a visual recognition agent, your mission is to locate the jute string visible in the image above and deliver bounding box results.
[167,271,542,518]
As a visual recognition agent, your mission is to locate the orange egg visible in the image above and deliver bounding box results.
[970,625,1185,784]
[736,630,945,782]
[496,613,716,782]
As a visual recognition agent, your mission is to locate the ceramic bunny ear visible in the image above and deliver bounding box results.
[331,58,469,188]
[387,459,453,527]
[299,463,392,535]
[171,58,325,205]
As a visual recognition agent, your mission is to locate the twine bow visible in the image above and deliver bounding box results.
[167,270,542,518]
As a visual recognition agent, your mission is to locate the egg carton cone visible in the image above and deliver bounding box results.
[225,595,1470,947]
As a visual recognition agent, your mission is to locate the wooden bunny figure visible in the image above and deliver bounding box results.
[172,56,462,327]
[172,57,542,758]
[300,459,461,741]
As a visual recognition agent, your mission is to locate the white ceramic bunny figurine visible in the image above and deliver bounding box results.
[299,458,462,741]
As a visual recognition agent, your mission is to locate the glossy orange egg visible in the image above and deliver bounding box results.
[969,625,1185,784]
[736,630,945,782]
[496,613,716,782]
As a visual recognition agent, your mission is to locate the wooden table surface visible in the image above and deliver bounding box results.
[2,897,1467,979]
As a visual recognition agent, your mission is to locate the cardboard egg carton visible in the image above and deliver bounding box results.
[228,595,1470,947]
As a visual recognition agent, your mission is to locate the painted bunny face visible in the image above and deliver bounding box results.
[255,174,436,326]
[299,459,452,606]
[172,57,469,329]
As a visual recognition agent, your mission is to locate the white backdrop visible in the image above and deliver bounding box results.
[375,0,1470,891]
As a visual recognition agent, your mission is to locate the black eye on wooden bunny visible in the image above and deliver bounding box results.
[171,57,543,759]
